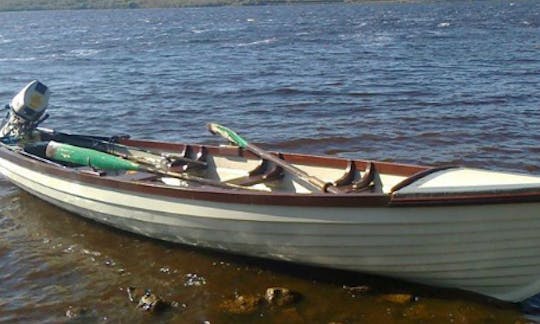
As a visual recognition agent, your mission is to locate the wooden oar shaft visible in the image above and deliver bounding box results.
[139,165,249,190]
[208,123,339,194]
[246,142,338,193]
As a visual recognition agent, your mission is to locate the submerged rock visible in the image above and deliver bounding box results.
[220,287,302,315]
[265,287,301,307]
[126,287,172,313]
[137,289,167,313]
[65,306,88,319]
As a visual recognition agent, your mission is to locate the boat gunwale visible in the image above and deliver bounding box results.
[0,144,390,207]
[390,190,540,206]
[118,138,427,176]
[1,140,540,207]
[107,138,540,206]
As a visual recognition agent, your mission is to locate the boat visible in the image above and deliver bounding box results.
[1,81,540,308]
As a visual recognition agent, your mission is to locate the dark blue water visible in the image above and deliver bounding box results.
[0,2,538,322]
[1,1,539,171]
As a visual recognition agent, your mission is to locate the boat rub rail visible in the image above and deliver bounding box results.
[1,142,539,208]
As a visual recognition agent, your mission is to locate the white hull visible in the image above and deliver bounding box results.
[2,155,540,303]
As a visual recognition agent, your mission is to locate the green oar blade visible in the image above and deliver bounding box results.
[39,141,140,171]
[208,123,248,149]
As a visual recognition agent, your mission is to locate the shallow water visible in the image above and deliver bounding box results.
[0,186,527,322]
[0,1,539,322]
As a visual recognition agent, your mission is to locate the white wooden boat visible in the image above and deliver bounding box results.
[0,81,539,307]
[1,126,540,304]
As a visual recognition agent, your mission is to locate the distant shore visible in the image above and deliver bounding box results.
[0,0,389,12]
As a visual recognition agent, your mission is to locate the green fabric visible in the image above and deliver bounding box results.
[51,142,140,171]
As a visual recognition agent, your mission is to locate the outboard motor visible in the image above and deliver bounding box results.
[0,80,50,143]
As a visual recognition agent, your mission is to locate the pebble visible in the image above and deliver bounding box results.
[159,266,171,274]
[65,306,87,319]
[104,259,115,267]
[126,286,138,303]
[184,273,207,287]
[265,287,301,307]
[82,249,101,257]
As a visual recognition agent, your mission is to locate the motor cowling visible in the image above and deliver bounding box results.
[10,80,50,122]
[0,80,50,142]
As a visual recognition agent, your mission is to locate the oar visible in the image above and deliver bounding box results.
[23,141,248,190]
[37,128,206,169]
[208,123,341,194]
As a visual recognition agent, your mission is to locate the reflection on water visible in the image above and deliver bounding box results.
[0,182,526,322]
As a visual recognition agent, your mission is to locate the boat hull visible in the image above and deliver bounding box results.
[1,153,540,303]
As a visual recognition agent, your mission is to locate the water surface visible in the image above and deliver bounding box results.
[0,1,538,322]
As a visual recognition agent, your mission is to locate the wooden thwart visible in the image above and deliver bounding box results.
[166,145,208,172]
[227,156,284,186]
[332,161,379,193]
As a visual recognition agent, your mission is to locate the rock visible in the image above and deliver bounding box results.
[379,294,413,304]
[184,273,207,287]
[265,287,301,307]
[65,306,88,319]
[159,267,171,274]
[126,287,184,314]
[137,289,167,313]
[219,294,264,314]
[104,259,116,267]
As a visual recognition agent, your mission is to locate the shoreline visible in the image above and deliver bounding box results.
[0,0,406,12]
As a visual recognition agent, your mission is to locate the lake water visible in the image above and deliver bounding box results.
[0,1,538,322]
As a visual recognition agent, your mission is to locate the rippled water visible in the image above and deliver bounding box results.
[0,1,539,322]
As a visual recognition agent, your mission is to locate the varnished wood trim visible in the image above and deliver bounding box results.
[390,165,459,193]
[195,146,207,163]
[352,161,376,191]
[248,159,268,177]
[0,147,389,207]
[118,138,427,176]
[333,160,356,187]
[390,189,540,206]
[227,155,285,186]
[180,145,208,172]
[178,144,190,158]
[26,134,540,207]
[3,146,539,208]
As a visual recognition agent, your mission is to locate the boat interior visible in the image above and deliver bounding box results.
[34,130,427,195]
